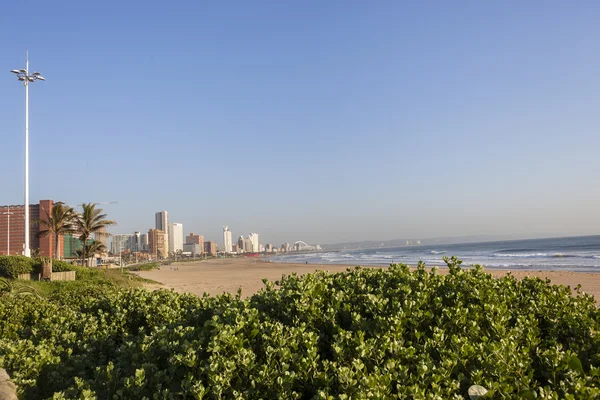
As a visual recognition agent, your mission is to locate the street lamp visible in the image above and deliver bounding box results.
[11,52,45,258]
[2,207,14,255]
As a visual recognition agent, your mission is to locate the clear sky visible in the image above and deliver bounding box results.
[1,1,599,245]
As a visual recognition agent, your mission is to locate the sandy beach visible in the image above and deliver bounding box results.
[134,257,600,301]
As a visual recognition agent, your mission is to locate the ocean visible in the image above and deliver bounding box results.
[270,235,600,272]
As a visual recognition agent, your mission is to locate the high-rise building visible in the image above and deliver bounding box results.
[223,226,233,253]
[134,232,141,252]
[266,244,273,253]
[111,234,137,254]
[238,236,245,252]
[186,232,204,253]
[169,223,184,253]
[0,200,59,257]
[155,211,169,254]
[140,233,149,251]
[183,243,203,256]
[204,241,217,256]
[249,233,259,253]
[94,226,108,252]
[244,237,253,253]
[148,229,166,259]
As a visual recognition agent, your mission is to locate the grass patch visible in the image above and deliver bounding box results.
[125,262,161,271]
[18,267,161,297]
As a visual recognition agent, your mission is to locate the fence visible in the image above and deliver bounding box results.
[17,271,76,281]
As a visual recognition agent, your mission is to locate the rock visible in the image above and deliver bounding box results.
[0,368,18,400]
[468,384,488,399]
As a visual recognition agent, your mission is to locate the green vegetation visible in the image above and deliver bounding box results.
[0,256,77,278]
[1,257,599,398]
[36,202,78,260]
[126,262,161,271]
[74,203,116,266]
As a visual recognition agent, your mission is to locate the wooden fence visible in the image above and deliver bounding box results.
[17,271,76,281]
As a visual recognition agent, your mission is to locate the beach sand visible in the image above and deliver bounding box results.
[135,257,600,301]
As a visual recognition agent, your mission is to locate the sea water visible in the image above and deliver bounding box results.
[270,235,600,272]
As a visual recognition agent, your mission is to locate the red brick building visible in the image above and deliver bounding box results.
[0,200,62,258]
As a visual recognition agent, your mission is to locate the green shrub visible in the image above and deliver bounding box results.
[50,259,76,272]
[126,262,160,271]
[1,257,600,399]
[0,256,35,278]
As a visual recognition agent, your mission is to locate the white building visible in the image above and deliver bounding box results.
[249,233,259,253]
[169,223,184,253]
[155,210,169,254]
[223,226,233,253]
[111,234,136,254]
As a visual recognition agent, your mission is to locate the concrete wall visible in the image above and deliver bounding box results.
[17,271,76,281]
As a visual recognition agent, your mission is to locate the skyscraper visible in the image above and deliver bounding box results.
[223,226,233,253]
[204,241,217,256]
[140,233,149,251]
[249,233,259,253]
[111,234,137,254]
[169,223,184,253]
[134,232,141,252]
[148,228,166,259]
[238,236,245,252]
[155,211,169,254]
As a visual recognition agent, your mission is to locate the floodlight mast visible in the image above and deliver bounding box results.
[10,52,44,257]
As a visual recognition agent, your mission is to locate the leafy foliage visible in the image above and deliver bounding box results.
[1,257,600,399]
[0,278,40,299]
[0,256,36,278]
[36,202,77,260]
[75,203,115,265]
[0,256,89,278]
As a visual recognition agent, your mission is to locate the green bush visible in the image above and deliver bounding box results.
[126,262,160,271]
[50,259,76,272]
[0,256,35,278]
[1,257,600,399]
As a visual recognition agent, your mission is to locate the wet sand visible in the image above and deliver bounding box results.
[135,257,600,301]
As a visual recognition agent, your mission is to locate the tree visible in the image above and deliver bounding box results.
[75,203,115,266]
[37,202,77,260]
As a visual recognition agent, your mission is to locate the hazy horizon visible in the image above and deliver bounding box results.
[1,1,599,245]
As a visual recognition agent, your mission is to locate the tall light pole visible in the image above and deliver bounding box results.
[2,207,14,255]
[11,52,45,258]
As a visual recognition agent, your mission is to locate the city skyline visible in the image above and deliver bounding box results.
[0,2,599,245]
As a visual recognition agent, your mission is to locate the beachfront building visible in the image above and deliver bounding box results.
[111,234,137,254]
[223,226,233,253]
[140,233,149,251]
[244,237,253,253]
[148,229,166,259]
[204,241,217,256]
[238,236,245,252]
[249,233,259,253]
[0,200,60,257]
[183,243,202,256]
[95,227,108,250]
[266,244,273,253]
[169,223,184,253]
[186,232,204,252]
[155,211,169,254]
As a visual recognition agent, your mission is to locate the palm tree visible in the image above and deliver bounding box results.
[37,202,77,260]
[75,203,115,266]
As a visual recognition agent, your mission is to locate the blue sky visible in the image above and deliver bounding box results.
[1,1,599,245]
